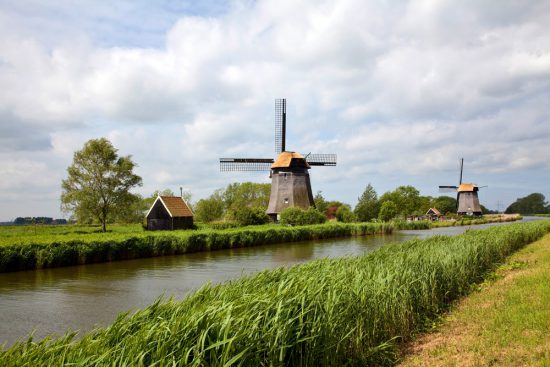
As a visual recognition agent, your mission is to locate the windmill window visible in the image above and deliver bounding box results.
[284,198,289,204]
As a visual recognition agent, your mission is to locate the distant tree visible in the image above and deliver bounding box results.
[433,196,457,215]
[314,191,329,215]
[61,138,142,232]
[354,183,380,222]
[223,182,271,218]
[336,205,356,223]
[325,201,348,220]
[378,201,398,222]
[194,189,225,223]
[505,193,549,214]
[379,186,421,217]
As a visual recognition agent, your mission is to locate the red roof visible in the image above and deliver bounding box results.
[156,196,193,217]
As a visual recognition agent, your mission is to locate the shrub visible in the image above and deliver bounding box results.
[280,207,327,226]
[336,205,356,223]
[234,206,270,226]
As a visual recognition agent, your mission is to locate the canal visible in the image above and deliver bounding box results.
[0,218,540,346]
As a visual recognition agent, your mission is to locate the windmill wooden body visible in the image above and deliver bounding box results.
[439,158,485,216]
[220,99,336,221]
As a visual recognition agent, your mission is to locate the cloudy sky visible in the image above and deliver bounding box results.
[1,0,549,221]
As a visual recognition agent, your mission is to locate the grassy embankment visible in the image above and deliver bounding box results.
[0,221,406,273]
[1,220,549,366]
[399,232,550,366]
[430,213,521,228]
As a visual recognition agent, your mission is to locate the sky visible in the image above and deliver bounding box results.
[0,0,549,221]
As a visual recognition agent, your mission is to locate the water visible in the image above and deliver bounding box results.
[0,218,540,346]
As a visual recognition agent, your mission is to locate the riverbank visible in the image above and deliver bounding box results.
[398,232,550,366]
[0,222,402,273]
[2,220,549,365]
[430,213,521,228]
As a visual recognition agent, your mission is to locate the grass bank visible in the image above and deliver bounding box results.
[2,220,549,366]
[399,232,550,366]
[430,213,521,228]
[0,222,395,273]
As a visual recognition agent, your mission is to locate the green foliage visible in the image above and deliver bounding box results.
[379,200,398,222]
[313,191,329,216]
[223,182,271,217]
[2,221,549,366]
[194,189,225,223]
[60,138,142,232]
[336,205,356,223]
[505,193,549,214]
[354,183,380,221]
[234,206,270,226]
[433,195,457,215]
[379,185,422,217]
[280,207,327,226]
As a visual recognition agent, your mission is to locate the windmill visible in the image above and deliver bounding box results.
[439,158,486,216]
[219,99,337,221]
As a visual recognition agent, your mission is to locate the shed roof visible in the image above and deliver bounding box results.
[271,152,310,169]
[146,196,193,218]
[457,183,477,192]
[426,207,441,216]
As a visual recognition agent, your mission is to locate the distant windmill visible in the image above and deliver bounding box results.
[220,99,337,221]
[439,158,486,216]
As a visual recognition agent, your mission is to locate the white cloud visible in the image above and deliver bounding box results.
[0,0,550,220]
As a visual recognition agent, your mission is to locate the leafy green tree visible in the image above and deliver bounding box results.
[433,196,457,215]
[379,186,421,217]
[61,138,142,232]
[505,193,549,214]
[354,183,380,222]
[314,191,329,215]
[223,182,271,218]
[378,201,398,222]
[336,205,356,223]
[194,189,225,223]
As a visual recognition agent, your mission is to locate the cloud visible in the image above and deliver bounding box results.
[0,0,549,220]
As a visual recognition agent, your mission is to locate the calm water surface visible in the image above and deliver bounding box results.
[0,217,541,346]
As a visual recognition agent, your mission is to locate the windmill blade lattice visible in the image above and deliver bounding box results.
[304,153,337,166]
[219,158,273,172]
[438,185,458,193]
[274,98,286,155]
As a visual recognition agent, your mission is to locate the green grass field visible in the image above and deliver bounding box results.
[399,232,550,366]
[1,220,548,366]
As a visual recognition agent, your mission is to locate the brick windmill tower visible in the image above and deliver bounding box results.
[439,158,486,216]
[220,99,337,221]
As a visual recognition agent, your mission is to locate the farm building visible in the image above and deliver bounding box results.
[146,196,193,230]
[425,207,441,221]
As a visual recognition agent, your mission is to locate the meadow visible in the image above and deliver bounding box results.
[1,220,548,366]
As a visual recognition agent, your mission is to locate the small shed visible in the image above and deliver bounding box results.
[146,196,193,230]
[426,207,441,221]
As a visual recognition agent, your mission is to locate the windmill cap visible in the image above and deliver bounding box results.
[458,183,478,192]
[272,152,310,169]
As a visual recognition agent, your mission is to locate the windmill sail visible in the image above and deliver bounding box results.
[304,153,337,166]
[438,185,458,193]
[219,158,273,172]
[274,98,286,155]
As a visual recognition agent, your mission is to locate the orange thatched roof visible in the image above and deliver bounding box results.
[271,152,309,169]
[150,196,193,217]
[457,183,477,192]
[426,208,441,216]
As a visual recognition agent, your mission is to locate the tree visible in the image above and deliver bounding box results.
[223,182,271,218]
[314,191,329,215]
[234,206,270,226]
[354,183,380,222]
[505,193,549,214]
[378,201,398,222]
[433,196,457,215]
[379,186,421,217]
[61,138,142,232]
[194,189,225,223]
[336,205,356,223]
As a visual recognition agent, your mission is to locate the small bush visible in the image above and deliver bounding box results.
[234,207,270,226]
[336,205,357,223]
[280,207,327,226]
